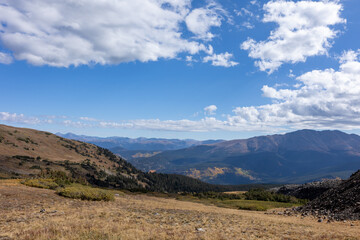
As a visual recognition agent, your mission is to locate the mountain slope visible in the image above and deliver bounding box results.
[129,130,360,184]
[0,124,147,189]
[0,124,229,192]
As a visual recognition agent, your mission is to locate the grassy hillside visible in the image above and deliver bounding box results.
[0,124,147,189]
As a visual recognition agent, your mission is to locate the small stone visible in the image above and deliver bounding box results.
[40,209,46,213]
[114,194,120,197]
[196,228,205,232]
[154,213,160,216]
[318,218,323,223]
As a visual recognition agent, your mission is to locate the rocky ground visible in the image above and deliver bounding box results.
[295,170,360,221]
[1,180,360,240]
[274,178,342,200]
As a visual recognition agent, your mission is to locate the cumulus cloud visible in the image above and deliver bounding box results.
[203,52,238,67]
[185,2,225,41]
[0,52,13,64]
[204,105,218,115]
[0,0,229,67]
[241,0,345,73]
[232,49,360,129]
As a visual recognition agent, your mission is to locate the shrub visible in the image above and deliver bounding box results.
[56,184,114,201]
[39,170,75,187]
[22,179,59,190]
[244,188,302,203]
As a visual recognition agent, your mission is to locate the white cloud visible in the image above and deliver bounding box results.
[0,112,40,124]
[204,105,217,115]
[185,3,225,41]
[0,0,226,67]
[242,22,254,29]
[241,0,345,73]
[63,120,93,128]
[235,8,254,17]
[0,52,13,64]
[79,117,98,122]
[232,49,360,130]
[99,117,234,132]
[186,56,194,62]
[339,49,360,63]
[203,52,238,67]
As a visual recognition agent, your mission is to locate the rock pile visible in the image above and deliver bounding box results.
[296,170,360,221]
[274,178,342,200]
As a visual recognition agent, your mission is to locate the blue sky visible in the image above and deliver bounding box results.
[1,0,360,140]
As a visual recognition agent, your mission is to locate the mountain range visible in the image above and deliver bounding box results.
[57,129,360,185]
[129,130,360,184]
[56,132,223,159]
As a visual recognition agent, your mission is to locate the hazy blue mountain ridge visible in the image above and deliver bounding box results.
[128,130,360,184]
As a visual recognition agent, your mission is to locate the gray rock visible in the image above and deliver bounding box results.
[275,178,342,200]
[295,170,360,221]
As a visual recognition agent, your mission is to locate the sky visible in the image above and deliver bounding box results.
[0,0,360,140]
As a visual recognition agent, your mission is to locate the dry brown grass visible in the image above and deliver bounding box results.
[0,124,119,171]
[1,180,359,240]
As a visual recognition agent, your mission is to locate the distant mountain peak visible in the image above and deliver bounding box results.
[127,129,360,185]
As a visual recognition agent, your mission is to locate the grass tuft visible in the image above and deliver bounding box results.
[22,179,59,190]
[56,184,114,201]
